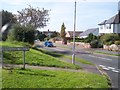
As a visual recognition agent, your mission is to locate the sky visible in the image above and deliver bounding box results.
[0,0,120,32]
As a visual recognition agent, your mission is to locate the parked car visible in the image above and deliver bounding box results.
[34,39,40,43]
[44,41,54,47]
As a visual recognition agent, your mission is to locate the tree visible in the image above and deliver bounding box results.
[8,24,35,44]
[2,10,16,26]
[84,33,97,43]
[17,5,50,29]
[51,31,60,38]
[60,23,66,44]
[1,10,16,41]
[35,31,46,41]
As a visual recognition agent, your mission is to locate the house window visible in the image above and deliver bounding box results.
[100,25,103,29]
[106,24,111,29]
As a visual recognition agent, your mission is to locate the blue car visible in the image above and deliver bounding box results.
[44,41,54,47]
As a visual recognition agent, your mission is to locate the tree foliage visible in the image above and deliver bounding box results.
[60,23,66,39]
[60,23,67,44]
[100,34,120,45]
[51,31,60,38]
[84,33,97,43]
[17,5,50,29]
[2,10,16,26]
[1,10,16,41]
[35,31,46,41]
[8,24,35,44]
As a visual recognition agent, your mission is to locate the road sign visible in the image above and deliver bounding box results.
[2,47,29,51]
[1,47,29,69]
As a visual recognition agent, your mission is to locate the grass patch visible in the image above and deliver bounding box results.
[2,41,80,69]
[33,47,64,58]
[63,55,94,65]
[0,41,31,47]
[2,68,109,88]
[36,48,94,65]
[95,51,120,57]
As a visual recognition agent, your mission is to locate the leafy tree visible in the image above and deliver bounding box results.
[2,10,16,26]
[60,23,66,44]
[17,5,50,29]
[36,31,46,41]
[1,10,16,41]
[51,31,60,38]
[8,24,35,44]
[84,33,97,43]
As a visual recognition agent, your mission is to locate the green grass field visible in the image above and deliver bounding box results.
[2,68,109,88]
[95,51,120,57]
[1,41,80,69]
[1,41,110,88]
[38,48,94,65]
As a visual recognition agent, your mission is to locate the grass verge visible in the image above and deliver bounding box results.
[63,55,94,65]
[95,51,120,57]
[37,48,94,65]
[1,41,80,69]
[2,68,109,88]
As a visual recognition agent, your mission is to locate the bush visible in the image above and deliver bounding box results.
[84,33,98,43]
[90,40,103,48]
[100,34,120,45]
[8,24,35,44]
[114,41,120,45]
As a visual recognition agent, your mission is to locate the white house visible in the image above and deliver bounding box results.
[98,12,120,34]
[79,28,99,38]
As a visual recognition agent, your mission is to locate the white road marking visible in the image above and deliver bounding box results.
[99,65,105,67]
[108,67,115,70]
[89,55,112,61]
[102,67,110,70]
[99,65,119,73]
[112,70,119,73]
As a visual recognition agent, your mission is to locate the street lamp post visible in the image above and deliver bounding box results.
[72,1,76,64]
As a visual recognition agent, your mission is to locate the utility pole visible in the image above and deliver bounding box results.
[72,1,76,64]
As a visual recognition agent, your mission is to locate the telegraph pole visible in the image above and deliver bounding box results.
[72,1,76,64]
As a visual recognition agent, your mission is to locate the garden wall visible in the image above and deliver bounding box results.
[103,44,120,51]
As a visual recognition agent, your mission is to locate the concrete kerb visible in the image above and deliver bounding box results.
[96,64,112,87]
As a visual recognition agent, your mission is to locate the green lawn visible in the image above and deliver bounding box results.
[63,55,94,65]
[2,68,109,88]
[1,41,110,88]
[1,41,80,69]
[1,41,31,47]
[39,48,94,65]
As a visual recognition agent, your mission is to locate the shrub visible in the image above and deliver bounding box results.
[90,40,103,48]
[100,34,120,45]
[114,41,120,45]
[84,33,98,43]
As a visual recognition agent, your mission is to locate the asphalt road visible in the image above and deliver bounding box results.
[75,48,119,89]
[35,42,119,88]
